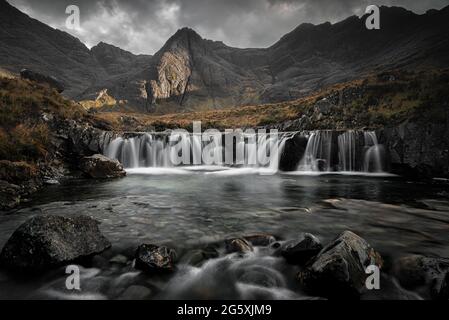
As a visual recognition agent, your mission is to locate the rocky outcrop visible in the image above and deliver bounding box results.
[279,134,308,171]
[380,119,449,178]
[0,161,41,211]
[20,69,65,93]
[244,234,276,247]
[280,233,323,265]
[225,238,254,254]
[393,255,449,300]
[80,154,126,179]
[299,231,383,298]
[0,215,111,271]
[134,244,176,273]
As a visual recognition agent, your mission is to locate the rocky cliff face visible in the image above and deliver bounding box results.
[380,120,449,178]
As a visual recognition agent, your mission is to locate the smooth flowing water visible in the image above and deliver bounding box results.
[0,169,448,300]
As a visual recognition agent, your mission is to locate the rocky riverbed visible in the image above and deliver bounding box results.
[0,173,448,300]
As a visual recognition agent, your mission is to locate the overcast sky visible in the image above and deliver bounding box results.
[8,0,449,55]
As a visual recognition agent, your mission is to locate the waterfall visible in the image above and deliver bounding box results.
[103,132,294,171]
[363,132,385,173]
[103,130,386,174]
[297,131,334,172]
[296,130,386,173]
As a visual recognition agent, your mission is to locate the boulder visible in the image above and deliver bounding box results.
[225,238,253,254]
[280,233,323,265]
[20,69,65,93]
[0,215,111,271]
[244,234,276,247]
[299,231,383,298]
[393,255,449,300]
[279,134,308,171]
[134,244,176,273]
[80,154,126,179]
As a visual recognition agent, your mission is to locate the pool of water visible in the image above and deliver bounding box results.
[1,168,448,299]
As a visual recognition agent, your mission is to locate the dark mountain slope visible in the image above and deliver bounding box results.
[0,0,107,97]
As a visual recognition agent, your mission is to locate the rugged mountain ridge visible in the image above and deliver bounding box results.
[79,5,449,112]
[1,0,448,112]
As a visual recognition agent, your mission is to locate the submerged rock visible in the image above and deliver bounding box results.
[393,255,449,300]
[118,285,152,300]
[134,244,176,273]
[80,154,126,179]
[225,238,254,254]
[244,234,276,247]
[280,233,323,265]
[299,231,383,298]
[0,215,111,271]
[182,246,219,266]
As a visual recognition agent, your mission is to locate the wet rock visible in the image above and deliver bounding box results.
[0,215,111,271]
[109,254,129,265]
[299,231,383,299]
[20,69,65,93]
[118,285,152,300]
[80,154,126,179]
[182,246,219,266]
[244,234,276,247]
[238,266,284,288]
[134,244,176,273]
[225,238,253,254]
[280,233,323,265]
[279,134,308,171]
[393,255,449,300]
[361,274,422,300]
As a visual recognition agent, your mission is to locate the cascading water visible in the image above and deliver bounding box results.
[363,132,385,173]
[296,130,386,173]
[297,131,334,172]
[103,130,386,174]
[103,132,294,172]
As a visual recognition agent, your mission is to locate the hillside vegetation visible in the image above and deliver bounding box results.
[93,69,449,132]
[0,77,86,164]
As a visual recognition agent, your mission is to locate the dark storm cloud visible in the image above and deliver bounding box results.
[7,0,449,54]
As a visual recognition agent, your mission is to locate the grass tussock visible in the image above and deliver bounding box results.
[0,77,85,162]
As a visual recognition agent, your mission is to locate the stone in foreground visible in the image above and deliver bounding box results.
[0,215,111,271]
[225,238,254,254]
[134,244,176,273]
[281,233,323,265]
[244,234,276,247]
[80,154,126,179]
[299,231,383,298]
[393,255,449,300]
